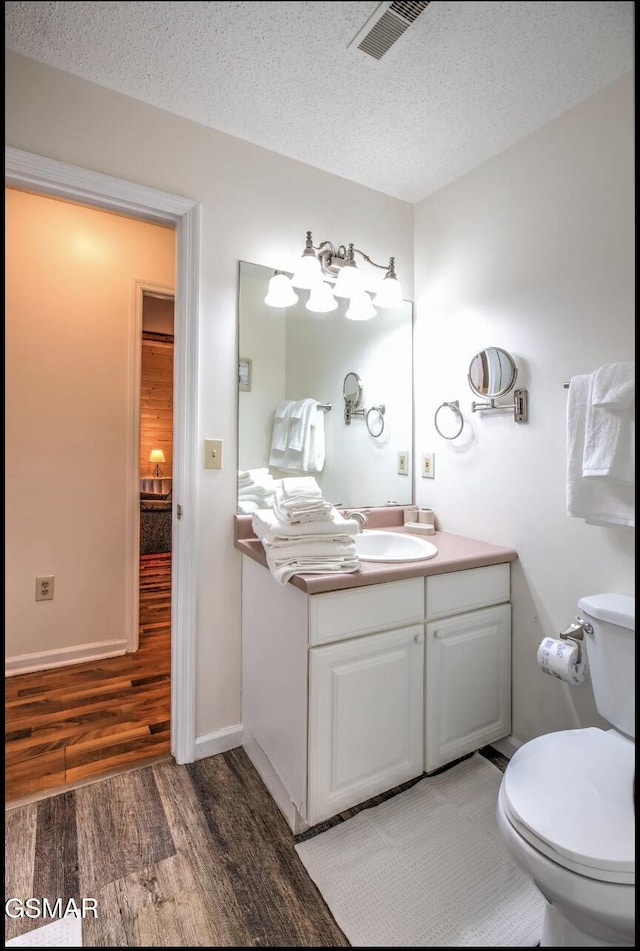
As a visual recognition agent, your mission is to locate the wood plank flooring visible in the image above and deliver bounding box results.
[5,747,349,947]
[4,746,507,947]
[5,553,171,802]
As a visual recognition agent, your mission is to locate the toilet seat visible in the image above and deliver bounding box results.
[501,727,635,885]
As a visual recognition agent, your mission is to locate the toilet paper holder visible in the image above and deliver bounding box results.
[559,616,593,665]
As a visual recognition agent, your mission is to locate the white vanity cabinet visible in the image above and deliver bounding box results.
[241,555,512,832]
[241,560,425,830]
[425,564,511,772]
[308,620,424,825]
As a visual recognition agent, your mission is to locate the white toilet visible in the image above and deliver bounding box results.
[497,593,635,947]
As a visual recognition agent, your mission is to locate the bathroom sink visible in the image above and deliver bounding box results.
[355,530,438,563]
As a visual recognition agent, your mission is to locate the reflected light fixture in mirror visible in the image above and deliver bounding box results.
[264,230,402,321]
[264,270,299,307]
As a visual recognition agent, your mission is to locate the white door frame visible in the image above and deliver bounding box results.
[128,279,176,655]
[5,146,199,764]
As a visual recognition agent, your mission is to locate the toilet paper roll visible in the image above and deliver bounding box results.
[536,637,587,685]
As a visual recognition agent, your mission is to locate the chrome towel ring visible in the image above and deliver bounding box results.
[434,400,464,440]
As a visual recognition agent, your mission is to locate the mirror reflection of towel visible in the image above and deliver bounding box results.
[269,399,325,472]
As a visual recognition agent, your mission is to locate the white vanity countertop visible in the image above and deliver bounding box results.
[234,510,518,595]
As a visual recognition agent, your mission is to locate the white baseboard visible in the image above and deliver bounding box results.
[5,639,127,676]
[194,723,243,760]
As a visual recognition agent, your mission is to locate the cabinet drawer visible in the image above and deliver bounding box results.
[426,563,510,621]
[309,578,425,647]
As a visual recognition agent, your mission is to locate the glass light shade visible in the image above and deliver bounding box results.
[306,281,338,313]
[291,251,322,289]
[373,273,403,309]
[264,272,298,307]
[333,260,364,298]
[346,290,376,321]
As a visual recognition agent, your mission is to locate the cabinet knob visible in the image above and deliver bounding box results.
[414,633,424,644]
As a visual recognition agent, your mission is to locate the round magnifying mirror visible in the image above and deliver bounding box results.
[343,371,363,408]
[468,347,517,399]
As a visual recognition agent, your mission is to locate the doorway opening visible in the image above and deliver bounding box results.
[5,146,199,800]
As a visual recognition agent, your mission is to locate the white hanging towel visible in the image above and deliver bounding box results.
[269,400,298,464]
[582,361,635,483]
[566,373,635,527]
[269,399,325,472]
[304,401,326,473]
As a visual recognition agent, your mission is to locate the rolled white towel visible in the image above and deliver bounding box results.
[239,483,273,497]
[239,499,260,514]
[247,467,273,486]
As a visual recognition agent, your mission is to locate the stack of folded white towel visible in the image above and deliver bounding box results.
[252,476,361,584]
[238,468,277,514]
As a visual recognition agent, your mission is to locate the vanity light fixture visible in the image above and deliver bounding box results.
[264,231,403,320]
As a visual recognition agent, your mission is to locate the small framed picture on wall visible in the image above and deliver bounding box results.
[239,358,252,392]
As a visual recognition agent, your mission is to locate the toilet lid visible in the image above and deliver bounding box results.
[501,728,635,884]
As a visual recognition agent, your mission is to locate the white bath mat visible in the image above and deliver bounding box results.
[295,754,546,947]
[5,917,82,947]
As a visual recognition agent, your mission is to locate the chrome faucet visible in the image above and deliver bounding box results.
[345,510,369,532]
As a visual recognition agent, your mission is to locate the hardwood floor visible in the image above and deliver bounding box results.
[5,747,349,947]
[4,746,507,947]
[5,553,171,802]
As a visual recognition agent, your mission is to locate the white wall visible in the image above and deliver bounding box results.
[5,187,175,671]
[5,51,414,740]
[413,72,635,745]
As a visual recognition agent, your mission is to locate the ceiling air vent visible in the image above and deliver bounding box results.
[350,1,431,61]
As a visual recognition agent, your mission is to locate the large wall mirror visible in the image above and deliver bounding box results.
[237,261,414,510]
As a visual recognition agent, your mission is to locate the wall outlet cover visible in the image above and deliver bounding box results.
[422,452,435,478]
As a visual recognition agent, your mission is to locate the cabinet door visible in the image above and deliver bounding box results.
[425,603,511,772]
[308,625,424,826]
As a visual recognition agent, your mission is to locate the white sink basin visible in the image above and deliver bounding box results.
[355,529,438,563]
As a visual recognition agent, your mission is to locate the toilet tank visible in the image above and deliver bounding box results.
[578,593,635,739]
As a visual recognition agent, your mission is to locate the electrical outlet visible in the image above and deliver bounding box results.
[36,576,54,601]
[397,451,409,475]
[422,452,435,479]
[204,439,223,470]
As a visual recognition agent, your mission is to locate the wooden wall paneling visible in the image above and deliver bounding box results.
[140,334,174,478]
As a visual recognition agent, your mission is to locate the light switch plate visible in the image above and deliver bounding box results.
[204,439,223,469]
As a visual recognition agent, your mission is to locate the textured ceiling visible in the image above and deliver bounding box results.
[4,1,634,202]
